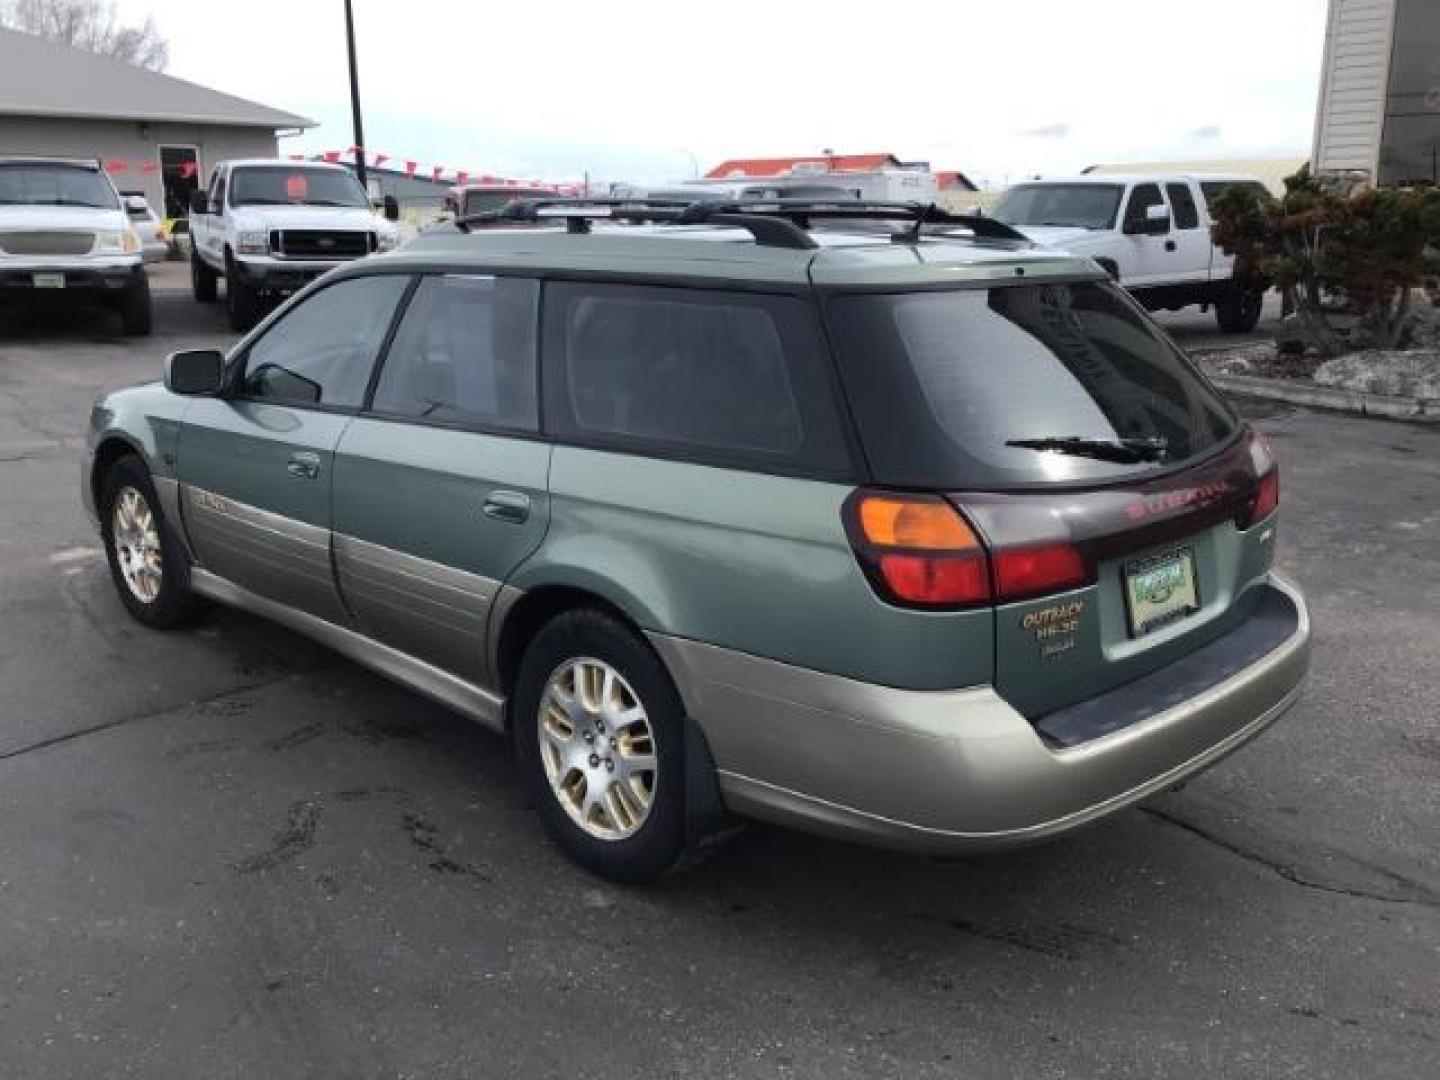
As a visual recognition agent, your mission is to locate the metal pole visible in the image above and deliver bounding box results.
[344,0,367,189]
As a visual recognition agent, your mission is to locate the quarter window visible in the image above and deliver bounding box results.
[240,275,409,408]
[371,275,539,430]
[1165,183,1200,230]
[545,283,850,474]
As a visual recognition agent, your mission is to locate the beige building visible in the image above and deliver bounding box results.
[0,28,313,217]
[1313,0,1440,183]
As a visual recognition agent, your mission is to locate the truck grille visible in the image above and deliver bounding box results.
[0,230,96,256]
[270,230,373,259]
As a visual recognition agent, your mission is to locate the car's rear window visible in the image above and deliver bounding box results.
[828,282,1238,488]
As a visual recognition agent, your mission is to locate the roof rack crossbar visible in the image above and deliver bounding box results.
[452,196,1028,247]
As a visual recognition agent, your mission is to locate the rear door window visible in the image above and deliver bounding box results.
[1166,183,1200,229]
[371,274,539,430]
[543,283,851,475]
[828,282,1238,488]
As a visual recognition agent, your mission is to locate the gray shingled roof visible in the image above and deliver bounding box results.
[0,28,315,129]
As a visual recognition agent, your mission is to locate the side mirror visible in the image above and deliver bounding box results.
[188,190,210,216]
[164,349,225,396]
[382,194,400,222]
[123,194,149,214]
[1144,204,1171,235]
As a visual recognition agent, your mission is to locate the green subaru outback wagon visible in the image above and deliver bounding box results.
[83,199,1310,882]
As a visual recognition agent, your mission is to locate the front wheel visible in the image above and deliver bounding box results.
[99,456,198,628]
[1216,280,1265,334]
[512,610,689,883]
[224,258,262,332]
[118,274,152,336]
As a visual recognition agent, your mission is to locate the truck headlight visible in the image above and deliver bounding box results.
[236,230,270,255]
[93,230,141,255]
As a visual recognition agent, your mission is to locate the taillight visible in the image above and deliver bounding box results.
[846,492,990,607]
[844,492,1092,608]
[993,543,1089,602]
[1242,428,1280,527]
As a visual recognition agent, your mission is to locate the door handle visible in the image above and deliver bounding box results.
[482,489,530,524]
[286,451,321,480]
[1165,240,1177,252]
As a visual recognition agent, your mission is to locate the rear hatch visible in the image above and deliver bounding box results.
[826,279,1280,719]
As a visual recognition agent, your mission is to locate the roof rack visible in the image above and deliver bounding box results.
[453,197,1031,249]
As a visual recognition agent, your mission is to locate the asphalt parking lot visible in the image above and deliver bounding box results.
[1,276,1437,1080]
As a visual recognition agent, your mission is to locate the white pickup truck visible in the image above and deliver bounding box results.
[0,156,151,335]
[990,173,1271,333]
[188,159,400,330]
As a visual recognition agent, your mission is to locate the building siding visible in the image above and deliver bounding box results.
[0,115,280,215]
[1313,0,1398,175]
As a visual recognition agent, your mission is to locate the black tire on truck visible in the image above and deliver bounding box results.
[118,274,153,337]
[1216,278,1265,334]
[224,253,262,332]
[191,247,217,302]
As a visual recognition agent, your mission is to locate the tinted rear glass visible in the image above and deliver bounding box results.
[829,282,1238,488]
[0,164,117,209]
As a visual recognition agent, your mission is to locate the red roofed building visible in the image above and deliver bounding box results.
[705,152,906,180]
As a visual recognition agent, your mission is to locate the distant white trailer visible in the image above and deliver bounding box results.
[654,169,940,204]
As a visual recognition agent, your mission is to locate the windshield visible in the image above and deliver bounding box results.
[0,164,118,209]
[230,167,370,208]
[828,282,1238,487]
[992,183,1123,230]
[461,189,553,216]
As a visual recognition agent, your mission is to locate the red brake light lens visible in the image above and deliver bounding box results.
[993,543,1089,602]
[1248,468,1279,525]
[878,553,991,605]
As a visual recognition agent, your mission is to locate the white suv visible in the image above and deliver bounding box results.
[0,157,151,335]
[991,174,1271,333]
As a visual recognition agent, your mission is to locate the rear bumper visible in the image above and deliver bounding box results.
[651,573,1310,855]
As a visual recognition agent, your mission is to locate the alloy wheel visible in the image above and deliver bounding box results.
[111,485,163,603]
[537,657,658,841]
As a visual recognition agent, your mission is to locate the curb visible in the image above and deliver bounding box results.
[1206,372,1440,423]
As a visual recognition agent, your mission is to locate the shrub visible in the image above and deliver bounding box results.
[1209,168,1440,357]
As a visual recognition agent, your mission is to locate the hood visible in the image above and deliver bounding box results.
[229,205,386,233]
[0,204,129,232]
[1011,225,1105,252]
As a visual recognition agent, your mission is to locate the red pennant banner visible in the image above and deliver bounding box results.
[373,154,389,169]
[323,150,341,163]
[105,158,127,173]
[431,166,445,182]
[404,160,417,177]
[456,170,469,186]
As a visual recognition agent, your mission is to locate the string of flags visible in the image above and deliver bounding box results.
[299,147,584,193]
[96,149,582,193]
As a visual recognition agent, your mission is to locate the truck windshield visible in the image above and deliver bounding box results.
[230,167,370,208]
[827,281,1238,488]
[0,164,118,209]
[992,184,1123,230]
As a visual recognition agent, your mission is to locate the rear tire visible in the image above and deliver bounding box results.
[118,275,152,337]
[1216,280,1265,334]
[512,609,690,883]
[99,456,199,629]
[225,256,262,332]
[190,248,217,302]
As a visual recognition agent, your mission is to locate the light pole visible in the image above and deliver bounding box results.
[344,0,367,190]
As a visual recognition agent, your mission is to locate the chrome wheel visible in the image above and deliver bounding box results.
[538,657,658,841]
[111,485,162,603]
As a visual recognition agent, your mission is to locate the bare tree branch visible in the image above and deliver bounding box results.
[0,0,168,70]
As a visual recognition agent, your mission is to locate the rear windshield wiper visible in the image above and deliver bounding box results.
[1005,435,1169,464]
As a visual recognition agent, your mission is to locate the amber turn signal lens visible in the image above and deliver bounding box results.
[856,495,980,551]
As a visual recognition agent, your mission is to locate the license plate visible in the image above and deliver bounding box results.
[32,273,65,289]
[1124,547,1199,637]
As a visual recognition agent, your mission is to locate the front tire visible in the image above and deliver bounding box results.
[118,274,153,336]
[224,256,262,332]
[99,456,198,629]
[191,248,217,302]
[512,610,689,883]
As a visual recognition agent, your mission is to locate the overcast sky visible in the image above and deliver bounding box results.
[115,0,1329,188]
